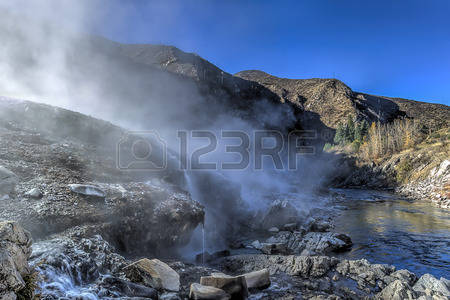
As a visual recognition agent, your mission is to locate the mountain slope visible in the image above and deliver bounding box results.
[235,70,449,130]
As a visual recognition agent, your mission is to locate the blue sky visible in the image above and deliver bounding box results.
[91,1,450,105]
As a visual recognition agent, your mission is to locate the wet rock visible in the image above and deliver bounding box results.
[200,273,248,300]
[68,184,106,198]
[189,283,230,300]
[0,166,18,198]
[268,227,279,233]
[413,274,450,297]
[250,240,262,250]
[300,232,352,254]
[160,292,182,300]
[387,269,418,286]
[261,200,299,230]
[260,243,289,255]
[124,258,180,292]
[307,219,332,232]
[242,269,270,290]
[336,259,395,288]
[0,221,32,298]
[375,280,416,300]
[265,231,304,253]
[283,223,298,232]
[222,254,338,279]
[24,188,43,199]
[99,276,158,299]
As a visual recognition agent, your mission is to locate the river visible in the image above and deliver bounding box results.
[332,189,450,279]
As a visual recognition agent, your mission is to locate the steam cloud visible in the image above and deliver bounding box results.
[0,1,333,255]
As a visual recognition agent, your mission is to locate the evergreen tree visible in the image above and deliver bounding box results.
[334,122,344,144]
[360,120,369,138]
[354,122,362,142]
[346,115,355,142]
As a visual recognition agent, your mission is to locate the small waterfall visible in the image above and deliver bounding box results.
[202,222,206,265]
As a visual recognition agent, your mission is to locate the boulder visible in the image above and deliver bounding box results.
[260,243,289,255]
[250,240,262,250]
[261,200,299,230]
[283,223,298,232]
[268,227,279,233]
[307,219,332,232]
[0,221,32,297]
[124,258,180,292]
[300,232,352,254]
[189,283,230,300]
[200,273,248,300]
[376,280,416,300]
[68,184,106,198]
[99,276,158,299]
[24,188,43,199]
[242,269,270,290]
[0,166,18,198]
[160,292,182,300]
[413,274,450,297]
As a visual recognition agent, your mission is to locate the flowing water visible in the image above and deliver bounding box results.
[332,189,450,278]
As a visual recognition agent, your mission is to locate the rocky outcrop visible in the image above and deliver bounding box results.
[262,230,351,255]
[398,159,450,209]
[124,258,181,292]
[0,221,32,299]
[221,254,449,299]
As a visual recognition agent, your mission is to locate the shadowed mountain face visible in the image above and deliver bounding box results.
[113,44,449,132]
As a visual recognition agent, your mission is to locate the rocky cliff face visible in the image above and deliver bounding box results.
[0,221,33,299]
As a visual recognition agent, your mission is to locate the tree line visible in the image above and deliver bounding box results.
[326,115,422,159]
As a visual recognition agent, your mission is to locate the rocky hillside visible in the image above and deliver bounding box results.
[235,70,449,130]
[0,97,204,254]
[333,127,450,208]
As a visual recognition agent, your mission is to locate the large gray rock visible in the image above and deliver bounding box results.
[300,232,352,254]
[242,269,270,290]
[68,184,106,198]
[266,231,351,255]
[260,200,299,230]
[200,273,248,300]
[413,273,450,297]
[375,280,416,300]
[0,221,32,297]
[124,258,180,292]
[0,167,18,198]
[189,283,230,300]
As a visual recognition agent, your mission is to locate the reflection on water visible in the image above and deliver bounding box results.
[332,189,450,278]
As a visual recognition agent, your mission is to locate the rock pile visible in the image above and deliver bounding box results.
[221,254,450,299]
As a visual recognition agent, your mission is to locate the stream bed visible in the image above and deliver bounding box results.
[332,189,450,278]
